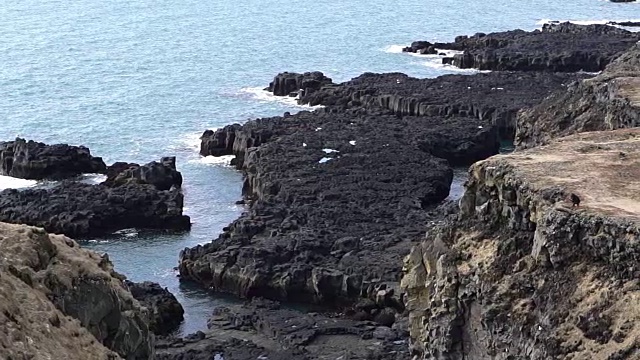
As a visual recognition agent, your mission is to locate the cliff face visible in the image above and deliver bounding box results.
[402,129,640,359]
[0,222,154,359]
[516,44,640,149]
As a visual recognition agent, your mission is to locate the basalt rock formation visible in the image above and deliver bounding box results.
[404,22,640,72]
[0,181,190,238]
[126,281,185,335]
[104,157,183,191]
[402,129,640,359]
[0,138,107,180]
[295,71,590,139]
[0,222,154,359]
[516,43,640,149]
[157,298,410,360]
[266,71,334,97]
[185,101,502,309]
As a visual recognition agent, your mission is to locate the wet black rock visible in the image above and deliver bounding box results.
[0,182,190,238]
[104,156,183,191]
[0,138,106,180]
[404,22,640,72]
[126,281,185,335]
[266,71,334,97]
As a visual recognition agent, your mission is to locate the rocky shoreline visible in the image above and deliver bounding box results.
[2,22,640,360]
[403,22,640,72]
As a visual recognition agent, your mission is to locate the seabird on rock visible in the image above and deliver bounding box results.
[570,193,581,207]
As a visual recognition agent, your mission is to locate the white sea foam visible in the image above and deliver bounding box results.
[239,87,323,109]
[322,148,339,154]
[78,173,107,185]
[170,131,207,153]
[189,155,236,166]
[0,175,37,190]
[318,157,333,164]
[349,140,356,146]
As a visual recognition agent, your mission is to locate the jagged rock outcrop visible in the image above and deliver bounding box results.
[296,71,590,139]
[126,281,185,335]
[157,298,410,360]
[516,43,640,149]
[0,222,154,359]
[0,138,107,180]
[404,22,640,72]
[184,106,499,306]
[402,129,640,359]
[104,157,183,191]
[266,71,334,97]
[0,182,190,238]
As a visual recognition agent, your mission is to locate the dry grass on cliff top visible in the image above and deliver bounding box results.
[494,128,640,221]
[0,222,120,360]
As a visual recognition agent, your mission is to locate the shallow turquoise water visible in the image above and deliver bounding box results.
[0,0,638,334]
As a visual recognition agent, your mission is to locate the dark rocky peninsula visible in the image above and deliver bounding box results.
[0,140,190,237]
[403,22,640,72]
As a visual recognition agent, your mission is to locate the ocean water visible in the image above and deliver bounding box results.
[0,0,638,335]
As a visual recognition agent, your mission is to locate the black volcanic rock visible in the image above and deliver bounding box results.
[0,182,190,238]
[105,157,183,191]
[404,22,640,72]
[266,71,334,97]
[182,106,497,305]
[297,71,590,139]
[0,138,106,180]
[126,281,185,335]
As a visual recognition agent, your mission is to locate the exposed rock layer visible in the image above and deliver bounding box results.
[0,182,190,238]
[186,107,496,305]
[0,138,107,180]
[266,71,333,97]
[104,157,183,191]
[402,129,640,359]
[404,23,640,72]
[516,44,640,148]
[0,222,154,359]
[296,71,590,139]
[126,281,185,335]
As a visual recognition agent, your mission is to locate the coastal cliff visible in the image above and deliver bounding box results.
[402,129,640,359]
[516,44,640,149]
[0,222,154,359]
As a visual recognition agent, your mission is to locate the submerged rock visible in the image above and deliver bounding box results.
[0,138,107,180]
[405,22,640,72]
[0,222,153,359]
[126,281,185,335]
[402,129,640,359]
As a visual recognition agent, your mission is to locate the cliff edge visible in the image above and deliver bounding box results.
[516,44,640,149]
[402,129,640,359]
[0,222,154,359]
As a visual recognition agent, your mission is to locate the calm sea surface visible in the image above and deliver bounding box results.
[0,0,637,334]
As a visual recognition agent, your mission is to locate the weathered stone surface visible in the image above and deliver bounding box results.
[157,297,411,359]
[126,281,185,335]
[0,138,107,180]
[516,44,640,149]
[183,106,501,305]
[402,129,640,359]
[297,71,590,139]
[405,22,639,72]
[266,71,334,97]
[0,222,154,359]
[105,157,183,191]
[0,182,190,238]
